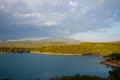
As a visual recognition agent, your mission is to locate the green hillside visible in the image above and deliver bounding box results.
[0,41,120,56]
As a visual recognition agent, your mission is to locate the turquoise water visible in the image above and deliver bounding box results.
[0,53,110,80]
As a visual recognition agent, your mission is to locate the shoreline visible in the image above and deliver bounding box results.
[1,52,120,68]
[100,60,120,67]
[0,52,107,56]
[30,52,83,56]
[30,52,107,56]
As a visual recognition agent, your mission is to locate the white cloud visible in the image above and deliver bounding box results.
[69,22,120,42]
[12,11,65,26]
[5,0,16,4]
[24,13,41,17]
[13,12,45,19]
[69,1,78,12]
[43,20,61,27]
[12,12,23,18]
[0,5,5,9]
[69,31,113,42]
[80,5,93,15]
[69,1,78,7]
[20,0,48,7]
[64,30,71,34]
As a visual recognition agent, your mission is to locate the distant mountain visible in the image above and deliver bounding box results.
[40,37,82,44]
[5,37,82,44]
[111,41,120,43]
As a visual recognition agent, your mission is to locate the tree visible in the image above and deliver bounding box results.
[108,53,120,60]
[109,67,120,80]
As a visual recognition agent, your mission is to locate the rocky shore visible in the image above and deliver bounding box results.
[101,59,120,67]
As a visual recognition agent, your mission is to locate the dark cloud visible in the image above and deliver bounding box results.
[0,0,120,41]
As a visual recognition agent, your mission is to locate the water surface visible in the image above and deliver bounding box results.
[0,53,110,80]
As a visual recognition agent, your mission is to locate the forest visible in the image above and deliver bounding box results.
[0,41,120,56]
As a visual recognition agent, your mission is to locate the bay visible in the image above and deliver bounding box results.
[0,53,111,80]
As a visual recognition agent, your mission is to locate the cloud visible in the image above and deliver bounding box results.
[69,22,120,42]
[0,5,5,9]
[69,1,78,7]
[80,5,93,15]
[43,20,61,27]
[12,12,64,26]
[24,13,41,17]
[0,0,120,41]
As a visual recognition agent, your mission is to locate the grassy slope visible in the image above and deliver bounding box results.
[0,41,120,55]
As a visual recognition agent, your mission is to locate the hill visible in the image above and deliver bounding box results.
[0,41,120,56]
[5,37,81,44]
[39,37,81,44]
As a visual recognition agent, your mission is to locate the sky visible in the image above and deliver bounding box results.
[0,0,120,42]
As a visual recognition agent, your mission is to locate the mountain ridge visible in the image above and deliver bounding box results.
[5,37,82,44]
[39,37,82,44]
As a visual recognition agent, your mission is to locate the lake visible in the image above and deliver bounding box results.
[0,53,111,80]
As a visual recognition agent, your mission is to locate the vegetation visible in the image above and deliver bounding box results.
[0,47,30,53]
[0,42,120,55]
[0,41,65,53]
[107,53,120,60]
[50,74,107,80]
[50,67,120,80]
[101,53,120,67]
[108,67,120,80]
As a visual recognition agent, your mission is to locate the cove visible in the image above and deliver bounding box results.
[0,53,111,80]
